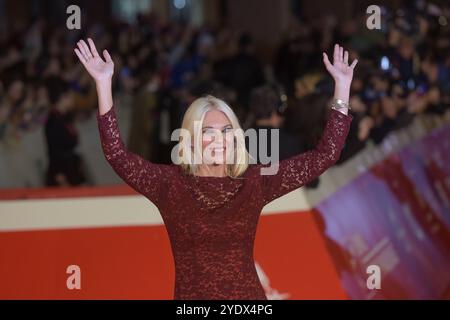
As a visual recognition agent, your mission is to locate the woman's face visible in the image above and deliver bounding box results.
[200,110,234,165]
[8,80,24,102]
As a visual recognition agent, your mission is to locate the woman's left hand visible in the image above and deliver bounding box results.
[323,44,358,87]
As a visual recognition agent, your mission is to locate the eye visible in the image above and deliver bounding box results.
[202,129,216,140]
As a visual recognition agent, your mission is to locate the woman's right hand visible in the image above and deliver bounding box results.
[74,38,114,84]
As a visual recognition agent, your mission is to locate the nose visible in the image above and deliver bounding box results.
[210,132,225,146]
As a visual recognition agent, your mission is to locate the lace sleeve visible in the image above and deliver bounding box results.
[259,108,353,204]
[96,105,170,207]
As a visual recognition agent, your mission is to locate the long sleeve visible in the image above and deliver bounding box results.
[96,105,171,208]
[259,108,353,204]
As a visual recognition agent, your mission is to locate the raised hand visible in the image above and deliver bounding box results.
[74,38,114,83]
[323,44,358,87]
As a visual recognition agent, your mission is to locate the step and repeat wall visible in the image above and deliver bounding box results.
[315,120,450,299]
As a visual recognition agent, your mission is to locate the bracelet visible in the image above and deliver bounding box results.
[331,98,352,110]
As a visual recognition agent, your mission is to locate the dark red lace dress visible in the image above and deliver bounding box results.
[97,106,353,300]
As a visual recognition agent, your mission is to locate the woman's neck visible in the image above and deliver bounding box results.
[196,164,227,177]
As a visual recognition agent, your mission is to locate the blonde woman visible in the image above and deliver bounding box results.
[75,39,356,300]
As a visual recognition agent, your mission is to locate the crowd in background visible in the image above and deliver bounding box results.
[0,0,449,187]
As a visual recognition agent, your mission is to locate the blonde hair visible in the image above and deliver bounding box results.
[178,95,250,178]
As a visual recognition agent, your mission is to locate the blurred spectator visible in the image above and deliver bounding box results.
[245,85,299,164]
[283,93,335,188]
[44,80,86,187]
[214,33,265,116]
[128,66,160,162]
